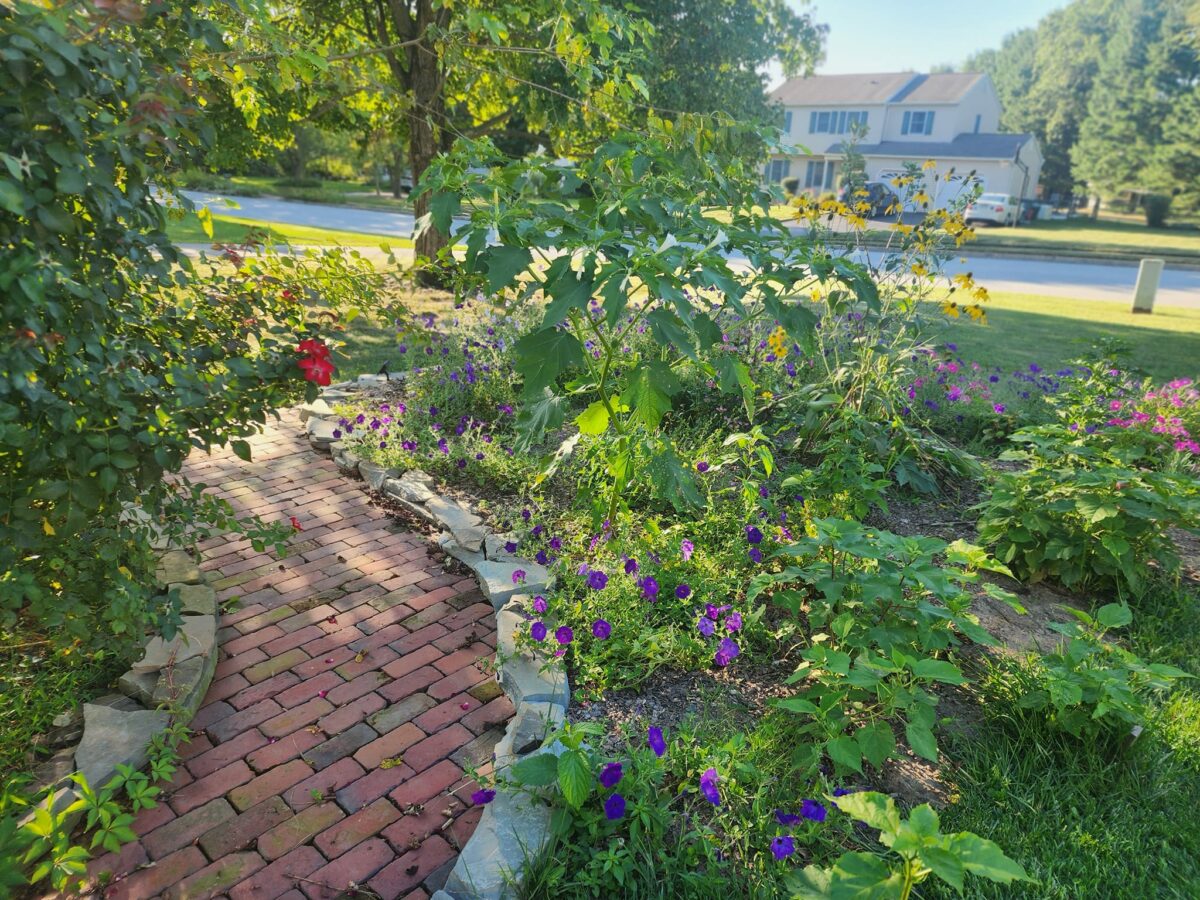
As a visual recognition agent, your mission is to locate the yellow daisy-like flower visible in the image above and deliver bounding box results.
[966,304,987,322]
[767,325,789,358]
[810,287,823,303]
[911,262,929,277]
[922,159,937,170]
[941,301,960,318]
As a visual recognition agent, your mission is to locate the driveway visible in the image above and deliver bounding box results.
[184,191,1200,308]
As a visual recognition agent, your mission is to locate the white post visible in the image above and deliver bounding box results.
[1131,259,1164,315]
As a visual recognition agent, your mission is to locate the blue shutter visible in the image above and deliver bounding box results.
[809,111,817,133]
[925,111,935,135]
[784,111,793,133]
[901,111,911,135]
[824,162,835,189]
[782,160,790,178]
[805,161,815,187]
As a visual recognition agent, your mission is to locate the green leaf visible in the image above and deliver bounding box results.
[230,440,252,462]
[646,447,703,511]
[196,205,214,240]
[1096,603,1132,629]
[833,792,901,835]
[905,720,939,763]
[542,260,594,326]
[910,658,966,684]
[516,386,568,451]
[713,353,755,421]
[480,245,532,295]
[0,178,24,215]
[920,846,965,893]
[828,851,903,899]
[557,749,593,809]
[826,735,863,774]
[948,832,1035,884]
[513,328,583,399]
[430,191,460,236]
[647,308,696,361]
[776,696,820,715]
[512,752,558,786]
[855,721,896,769]
[621,361,681,430]
[575,401,610,436]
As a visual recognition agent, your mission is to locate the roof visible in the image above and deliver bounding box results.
[770,71,985,107]
[826,133,1035,160]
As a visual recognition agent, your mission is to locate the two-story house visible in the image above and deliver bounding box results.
[766,72,1043,207]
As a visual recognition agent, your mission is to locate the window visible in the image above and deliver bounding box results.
[805,160,835,190]
[765,158,790,183]
[901,110,935,135]
[784,111,793,134]
[808,110,868,134]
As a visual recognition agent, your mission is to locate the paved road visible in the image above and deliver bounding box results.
[184,191,1200,308]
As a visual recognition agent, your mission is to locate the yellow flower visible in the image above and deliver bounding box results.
[941,301,960,318]
[767,325,789,357]
[922,159,937,170]
[911,262,929,277]
[913,191,930,206]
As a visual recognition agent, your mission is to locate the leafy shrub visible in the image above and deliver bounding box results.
[975,426,1200,596]
[1143,193,1171,228]
[1002,603,1190,739]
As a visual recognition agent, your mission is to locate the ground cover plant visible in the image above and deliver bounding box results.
[316,117,1200,896]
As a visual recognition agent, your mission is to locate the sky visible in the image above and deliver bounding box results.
[767,0,1068,86]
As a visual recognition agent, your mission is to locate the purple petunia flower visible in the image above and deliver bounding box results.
[639,576,660,601]
[775,809,802,826]
[745,525,763,544]
[675,583,691,600]
[770,835,795,860]
[532,595,548,613]
[624,558,639,575]
[832,787,855,797]
[505,541,518,554]
[587,570,608,590]
[555,626,573,645]
[681,539,694,562]
[699,768,721,806]
[748,548,763,564]
[647,727,666,758]
[725,612,743,633]
[471,788,496,805]
[993,403,1006,414]
[697,617,716,637]
[604,793,626,820]
[512,569,526,585]
[800,799,827,822]
[714,637,740,667]
[696,461,710,473]
[531,621,547,642]
[599,762,623,788]
[592,619,612,640]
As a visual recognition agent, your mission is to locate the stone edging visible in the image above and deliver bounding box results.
[26,539,219,839]
[299,377,569,900]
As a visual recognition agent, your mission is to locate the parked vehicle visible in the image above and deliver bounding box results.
[838,181,900,217]
[965,192,1020,226]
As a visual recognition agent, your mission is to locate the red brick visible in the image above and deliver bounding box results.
[447,805,484,850]
[368,835,455,898]
[461,694,516,735]
[277,604,339,633]
[380,645,443,681]
[380,803,451,852]
[403,725,473,774]
[191,700,235,732]
[246,729,321,774]
[335,762,416,814]
[441,602,494,632]
[291,646,355,679]
[230,670,302,710]
[234,605,295,635]
[323,669,386,707]
[314,797,401,858]
[187,727,269,778]
[215,648,268,680]
[302,837,393,899]
[262,697,335,738]
[106,846,206,900]
[301,623,371,657]
[389,623,449,656]
[162,850,265,900]
[229,759,314,811]
[388,759,463,809]
[282,757,366,812]
[86,834,147,886]
[178,732,215,761]
[407,584,458,611]
[205,672,251,704]
[208,698,284,742]
[224,624,286,656]
[353,723,425,771]
[413,694,474,734]
[170,763,252,815]
[258,802,345,861]
[229,845,325,900]
[199,796,292,858]
[275,670,343,708]
[263,623,326,656]
[428,665,487,702]
[319,692,386,735]
[129,795,176,834]
[377,666,441,704]
[333,645,400,680]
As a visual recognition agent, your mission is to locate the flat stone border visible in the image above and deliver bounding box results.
[24,542,220,839]
[299,377,569,900]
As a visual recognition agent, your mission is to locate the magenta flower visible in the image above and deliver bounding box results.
[697,617,715,637]
[639,576,659,601]
[555,626,574,645]
[681,539,694,562]
[512,569,526,585]
[725,612,743,632]
[531,621,547,642]
[624,558,639,575]
[748,548,763,563]
[592,619,612,639]
[533,595,548,613]
[714,637,740,667]
[699,768,721,806]
[775,809,802,826]
[696,461,710,473]
[599,762,623,788]
[745,525,763,544]
[647,726,666,758]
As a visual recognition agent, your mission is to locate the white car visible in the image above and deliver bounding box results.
[965,192,1020,226]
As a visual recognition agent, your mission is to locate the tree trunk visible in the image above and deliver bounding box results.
[407,19,447,284]
[390,145,404,199]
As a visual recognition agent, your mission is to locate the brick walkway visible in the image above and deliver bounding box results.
[90,412,514,899]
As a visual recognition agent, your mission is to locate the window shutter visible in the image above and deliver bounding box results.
[824,162,834,189]
[809,112,817,133]
[901,111,911,135]
[785,111,793,133]
[782,160,791,178]
[925,111,935,135]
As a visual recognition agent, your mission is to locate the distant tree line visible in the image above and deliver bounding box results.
[964,0,1200,216]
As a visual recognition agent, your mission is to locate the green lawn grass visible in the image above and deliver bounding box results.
[181,173,415,212]
[967,216,1200,257]
[165,211,412,248]
[932,292,1200,381]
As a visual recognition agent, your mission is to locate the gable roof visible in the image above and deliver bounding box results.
[826,132,1035,160]
[771,71,985,107]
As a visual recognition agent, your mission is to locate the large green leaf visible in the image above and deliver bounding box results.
[575,401,610,435]
[515,387,568,451]
[920,846,965,892]
[905,720,939,763]
[621,360,681,430]
[430,191,460,236]
[828,852,904,899]
[910,658,966,685]
[833,791,901,835]
[511,752,558,787]
[855,721,896,769]
[826,735,864,774]
[557,749,593,809]
[480,245,532,295]
[513,328,583,399]
[1096,603,1132,629]
[646,446,703,511]
[646,307,697,361]
[542,258,594,326]
[713,353,755,421]
[948,833,1035,884]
